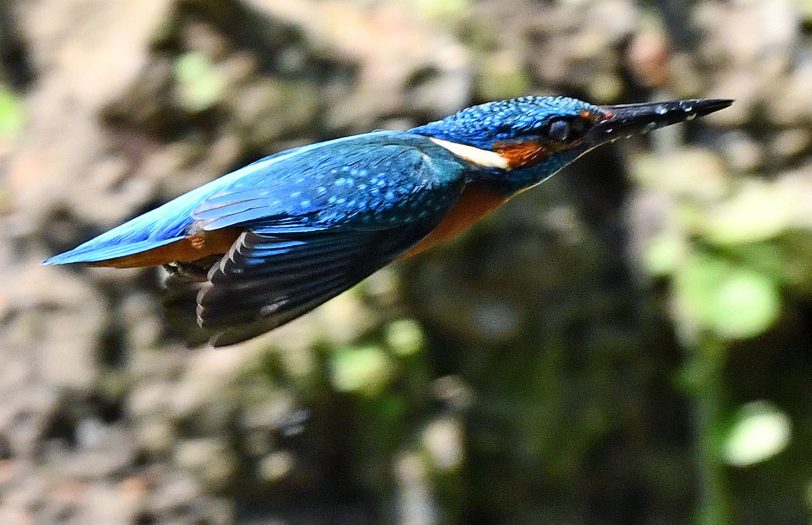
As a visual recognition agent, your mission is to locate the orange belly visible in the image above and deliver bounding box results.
[88,228,242,268]
[402,185,508,258]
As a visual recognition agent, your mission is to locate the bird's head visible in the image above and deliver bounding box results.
[411,96,732,191]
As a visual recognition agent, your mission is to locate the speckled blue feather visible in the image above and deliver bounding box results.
[45,96,608,268]
[44,132,466,264]
[43,94,732,345]
[192,133,464,232]
[410,96,599,149]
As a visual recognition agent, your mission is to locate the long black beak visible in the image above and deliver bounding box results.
[589,99,733,145]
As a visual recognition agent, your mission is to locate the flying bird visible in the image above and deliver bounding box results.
[45,96,732,345]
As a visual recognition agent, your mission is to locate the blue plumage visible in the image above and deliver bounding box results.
[45,95,732,345]
[45,132,464,266]
[410,96,598,149]
[191,135,464,232]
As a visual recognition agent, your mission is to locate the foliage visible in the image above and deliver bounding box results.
[0,84,24,138]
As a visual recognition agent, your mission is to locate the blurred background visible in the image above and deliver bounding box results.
[0,0,811,523]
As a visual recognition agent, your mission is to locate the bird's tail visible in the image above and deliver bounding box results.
[43,198,197,267]
[44,236,187,267]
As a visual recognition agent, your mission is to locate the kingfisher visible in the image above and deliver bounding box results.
[45,96,731,345]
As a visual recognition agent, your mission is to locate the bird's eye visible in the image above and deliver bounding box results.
[547,117,590,142]
[548,119,571,141]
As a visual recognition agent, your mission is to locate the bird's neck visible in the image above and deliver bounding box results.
[427,137,510,170]
[422,134,581,195]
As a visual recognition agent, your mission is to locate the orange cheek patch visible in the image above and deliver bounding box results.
[492,140,549,169]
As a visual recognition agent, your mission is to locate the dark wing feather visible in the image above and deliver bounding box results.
[184,138,467,346]
[198,219,443,347]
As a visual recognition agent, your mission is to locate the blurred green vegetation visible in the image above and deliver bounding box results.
[631,144,812,524]
[0,84,24,138]
[2,0,811,524]
[174,52,226,111]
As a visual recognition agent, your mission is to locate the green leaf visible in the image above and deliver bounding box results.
[0,85,25,138]
[385,319,424,356]
[643,232,686,277]
[675,254,781,340]
[702,182,790,245]
[723,242,789,284]
[174,52,225,111]
[414,0,470,20]
[710,269,781,339]
[329,345,392,395]
[722,401,791,467]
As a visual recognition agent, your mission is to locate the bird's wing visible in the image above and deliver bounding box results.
[191,136,461,232]
[192,141,466,346]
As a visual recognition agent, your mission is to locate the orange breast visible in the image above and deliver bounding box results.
[88,228,242,268]
[402,185,508,258]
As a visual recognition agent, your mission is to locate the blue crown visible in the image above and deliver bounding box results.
[410,96,598,150]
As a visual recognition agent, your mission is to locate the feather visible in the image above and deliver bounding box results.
[188,138,469,345]
[198,218,447,346]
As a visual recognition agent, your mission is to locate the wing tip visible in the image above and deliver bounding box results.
[42,246,98,265]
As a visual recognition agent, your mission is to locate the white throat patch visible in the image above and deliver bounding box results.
[429,137,510,170]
